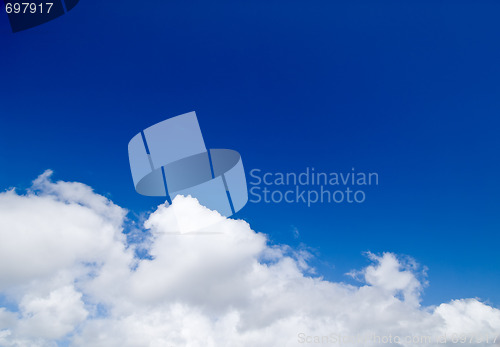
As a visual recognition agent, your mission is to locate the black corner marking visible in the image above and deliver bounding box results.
[63,0,78,12]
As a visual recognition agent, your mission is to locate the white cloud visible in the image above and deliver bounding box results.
[17,286,88,340]
[0,171,499,346]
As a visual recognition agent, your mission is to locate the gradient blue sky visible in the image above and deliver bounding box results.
[1,1,499,307]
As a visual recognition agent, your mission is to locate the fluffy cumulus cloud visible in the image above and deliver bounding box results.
[0,171,499,346]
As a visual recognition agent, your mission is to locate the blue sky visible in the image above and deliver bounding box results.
[1,0,499,308]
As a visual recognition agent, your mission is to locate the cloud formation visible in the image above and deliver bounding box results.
[0,171,499,346]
